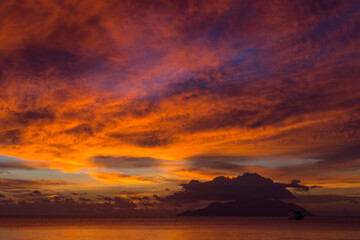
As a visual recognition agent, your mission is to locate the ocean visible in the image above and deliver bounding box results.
[0,216,358,240]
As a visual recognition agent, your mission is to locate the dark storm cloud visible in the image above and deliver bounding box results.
[89,155,162,168]
[0,178,68,190]
[185,154,248,171]
[182,142,360,181]
[181,141,360,181]
[315,143,360,166]
[276,143,360,177]
[163,173,310,202]
[0,162,35,170]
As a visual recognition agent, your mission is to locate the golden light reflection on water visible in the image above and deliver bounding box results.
[0,217,359,240]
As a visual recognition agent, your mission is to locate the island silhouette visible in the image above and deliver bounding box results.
[177,198,313,216]
[166,173,314,217]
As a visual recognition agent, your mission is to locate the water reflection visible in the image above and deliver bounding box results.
[0,217,358,240]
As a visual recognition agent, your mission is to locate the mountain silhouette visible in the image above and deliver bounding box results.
[177,198,313,216]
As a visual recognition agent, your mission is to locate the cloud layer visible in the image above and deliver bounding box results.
[0,0,359,215]
[163,173,309,201]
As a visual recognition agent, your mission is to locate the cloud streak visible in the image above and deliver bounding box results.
[0,178,68,190]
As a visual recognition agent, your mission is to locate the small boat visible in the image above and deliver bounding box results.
[288,210,304,220]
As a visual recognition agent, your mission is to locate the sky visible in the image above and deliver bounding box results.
[0,0,359,216]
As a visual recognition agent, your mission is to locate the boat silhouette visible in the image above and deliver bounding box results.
[288,210,305,220]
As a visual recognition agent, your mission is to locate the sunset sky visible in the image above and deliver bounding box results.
[0,0,359,216]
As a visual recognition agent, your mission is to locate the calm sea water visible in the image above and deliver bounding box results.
[0,216,358,240]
